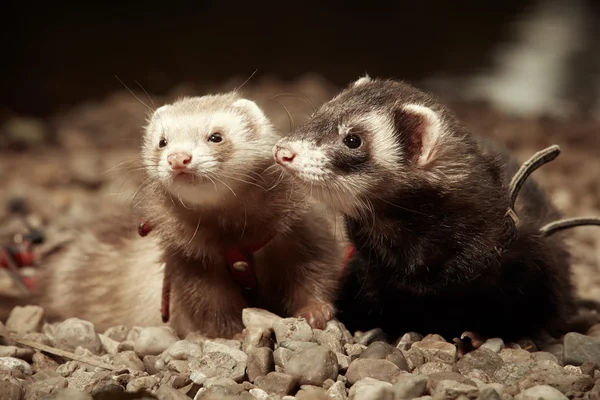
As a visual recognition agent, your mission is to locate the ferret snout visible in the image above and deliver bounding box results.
[273,145,296,166]
[168,152,192,170]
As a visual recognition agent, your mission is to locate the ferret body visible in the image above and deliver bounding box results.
[273,76,578,342]
[33,92,348,338]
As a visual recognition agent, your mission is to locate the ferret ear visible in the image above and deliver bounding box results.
[394,104,443,168]
[352,74,372,87]
[232,98,268,123]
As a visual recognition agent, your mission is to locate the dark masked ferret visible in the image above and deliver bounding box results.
[35,92,348,338]
[273,76,580,342]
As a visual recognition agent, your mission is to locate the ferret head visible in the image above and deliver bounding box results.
[273,76,468,217]
[142,92,279,207]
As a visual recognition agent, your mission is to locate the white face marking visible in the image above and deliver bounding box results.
[143,97,277,208]
[355,111,403,170]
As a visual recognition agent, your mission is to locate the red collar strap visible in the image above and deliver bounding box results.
[138,221,357,323]
[138,221,275,323]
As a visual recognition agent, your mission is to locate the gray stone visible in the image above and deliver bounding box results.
[476,387,502,400]
[254,372,297,396]
[163,340,203,361]
[126,376,159,393]
[22,333,52,347]
[55,387,93,400]
[531,351,559,364]
[314,329,343,353]
[515,363,594,395]
[563,332,600,367]
[53,318,102,354]
[143,355,161,375]
[348,377,394,400]
[242,308,282,330]
[0,345,34,361]
[428,371,477,389]
[499,349,533,363]
[360,341,410,372]
[327,380,348,400]
[492,361,534,387]
[5,305,45,335]
[243,327,274,353]
[134,327,179,357]
[32,352,59,372]
[396,332,424,351]
[0,380,23,400]
[189,351,246,384]
[417,361,453,375]
[336,352,351,372]
[203,341,248,364]
[249,388,270,399]
[103,325,130,342]
[247,347,274,382]
[66,369,95,392]
[480,338,504,354]
[156,384,190,400]
[412,340,457,364]
[285,345,338,386]
[355,329,387,346]
[24,377,68,398]
[273,318,314,343]
[279,341,319,352]
[431,380,479,399]
[113,351,146,372]
[392,373,427,398]
[346,358,403,385]
[98,334,119,355]
[345,344,367,360]
[514,384,568,400]
[0,356,33,376]
[403,347,425,371]
[541,343,564,366]
[274,347,294,369]
[454,348,505,377]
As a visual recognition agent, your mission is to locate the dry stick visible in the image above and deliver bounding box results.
[506,144,600,237]
[0,333,121,371]
[508,144,561,209]
[541,217,600,237]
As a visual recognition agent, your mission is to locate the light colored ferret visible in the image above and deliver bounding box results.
[33,92,348,338]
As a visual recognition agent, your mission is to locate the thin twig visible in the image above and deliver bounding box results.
[541,217,600,237]
[509,145,561,209]
[0,334,121,371]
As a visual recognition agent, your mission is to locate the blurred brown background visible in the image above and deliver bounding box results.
[0,0,599,301]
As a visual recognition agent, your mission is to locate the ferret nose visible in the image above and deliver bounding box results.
[167,152,192,169]
[273,145,297,165]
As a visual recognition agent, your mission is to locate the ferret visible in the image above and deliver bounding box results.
[29,92,348,338]
[272,75,585,342]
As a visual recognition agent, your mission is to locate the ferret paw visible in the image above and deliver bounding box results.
[295,302,335,330]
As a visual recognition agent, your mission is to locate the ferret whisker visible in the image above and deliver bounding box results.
[211,175,237,197]
[272,99,295,133]
[177,191,194,210]
[269,92,317,113]
[186,217,202,246]
[234,69,258,92]
[203,173,219,192]
[135,80,158,111]
[218,173,266,191]
[114,75,154,114]
[103,159,143,174]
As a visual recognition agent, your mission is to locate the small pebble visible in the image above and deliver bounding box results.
[247,347,275,382]
[134,326,179,357]
[242,308,282,330]
[412,339,457,364]
[346,358,403,385]
[285,345,339,386]
[5,305,45,335]
[53,318,103,354]
[515,384,568,400]
[254,371,297,396]
[0,356,33,376]
[273,318,314,343]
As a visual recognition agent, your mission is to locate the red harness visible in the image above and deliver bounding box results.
[138,221,357,323]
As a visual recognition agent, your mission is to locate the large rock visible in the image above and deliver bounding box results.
[53,318,102,354]
[285,345,339,386]
[563,332,600,366]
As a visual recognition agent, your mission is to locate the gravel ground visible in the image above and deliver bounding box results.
[0,75,599,399]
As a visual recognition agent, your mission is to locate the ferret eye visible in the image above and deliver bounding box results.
[208,133,223,143]
[158,138,167,148]
[343,134,362,149]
